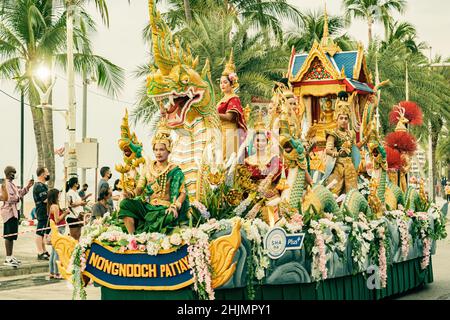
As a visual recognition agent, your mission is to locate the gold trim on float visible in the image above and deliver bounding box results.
[210,219,242,289]
[295,83,346,97]
[83,271,194,291]
[50,220,78,281]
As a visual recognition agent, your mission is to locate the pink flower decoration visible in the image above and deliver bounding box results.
[127,239,138,251]
[228,73,237,82]
[407,210,414,217]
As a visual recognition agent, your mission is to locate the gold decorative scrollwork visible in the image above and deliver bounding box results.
[210,220,242,289]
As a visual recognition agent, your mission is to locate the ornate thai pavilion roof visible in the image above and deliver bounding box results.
[288,5,373,94]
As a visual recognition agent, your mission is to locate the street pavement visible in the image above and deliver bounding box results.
[0,199,448,300]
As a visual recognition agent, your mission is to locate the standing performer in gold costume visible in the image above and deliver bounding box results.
[217,50,247,163]
[325,92,368,195]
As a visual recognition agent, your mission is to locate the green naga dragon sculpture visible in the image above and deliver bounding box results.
[146,0,220,200]
[279,132,373,221]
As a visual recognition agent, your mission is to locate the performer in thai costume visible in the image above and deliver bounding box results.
[217,49,247,162]
[324,91,369,196]
[244,117,284,199]
[119,121,189,234]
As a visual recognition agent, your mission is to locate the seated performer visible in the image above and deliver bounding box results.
[119,121,189,234]
[245,118,284,199]
[325,91,368,195]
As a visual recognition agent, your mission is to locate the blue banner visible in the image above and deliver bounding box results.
[84,241,194,290]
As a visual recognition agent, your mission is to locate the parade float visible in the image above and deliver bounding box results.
[50,1,447,300]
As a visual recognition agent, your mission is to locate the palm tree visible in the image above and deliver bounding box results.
[286,10,357,53]
[0,0,124,186]
[133,10,289,124]
[159,0,302,43]
[382,21,427,54]
[343,0,407,44]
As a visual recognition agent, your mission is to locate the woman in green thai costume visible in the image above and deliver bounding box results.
[119,121,189,234]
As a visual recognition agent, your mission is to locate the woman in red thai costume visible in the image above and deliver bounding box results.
[244,119,284,200]
[242,116,286,225]
[217,49,247,163]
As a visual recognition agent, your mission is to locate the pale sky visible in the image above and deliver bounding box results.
[0,0,449,203]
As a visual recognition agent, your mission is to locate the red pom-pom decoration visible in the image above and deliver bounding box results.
[385,131,417,155]
[389,101,423,126]
[385,145,402,170]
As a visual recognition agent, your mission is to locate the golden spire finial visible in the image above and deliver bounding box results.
[222,48,236,76]
[320,1,341,56]
[323,2,329,40]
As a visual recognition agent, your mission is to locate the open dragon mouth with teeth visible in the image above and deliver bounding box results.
[152,88,203,127]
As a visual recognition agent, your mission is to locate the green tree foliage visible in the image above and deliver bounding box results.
[0,0,124,185]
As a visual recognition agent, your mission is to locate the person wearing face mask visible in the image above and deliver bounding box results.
[33,166,51,260]
[1,166,34,267]
[98,166,114,211]
[66,177,86,241]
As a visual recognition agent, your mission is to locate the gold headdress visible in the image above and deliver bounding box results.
[222,49,239,90]
[334,91,352,120]
[253,110,266,133]
[152,119,172,152]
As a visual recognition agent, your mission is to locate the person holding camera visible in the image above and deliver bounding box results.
[65,177,86,241]
[1,166,34,267]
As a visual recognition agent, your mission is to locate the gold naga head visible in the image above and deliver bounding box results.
[146,0,213,128]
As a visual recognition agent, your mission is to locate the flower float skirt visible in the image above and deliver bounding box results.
[83,241,194,291]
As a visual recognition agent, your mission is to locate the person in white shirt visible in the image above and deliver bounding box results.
[65,177,86,240]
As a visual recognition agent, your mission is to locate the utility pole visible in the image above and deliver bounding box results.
[20,89,24,218]
[66,2,77,178]
[427,46,434,201]
[81,71,88,185]
[375,45,381,133]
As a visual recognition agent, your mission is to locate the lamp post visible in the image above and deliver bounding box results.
[66,2,77,179]
[20,88,24,218]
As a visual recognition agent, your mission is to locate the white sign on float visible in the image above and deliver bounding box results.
[263,227,305,259]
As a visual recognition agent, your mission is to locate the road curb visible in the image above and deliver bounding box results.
[0,273,62,291]
[0,262,49,278]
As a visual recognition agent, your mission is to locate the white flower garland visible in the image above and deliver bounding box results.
[345,214,372,273]
[308,218,347,281]
[243,218,270,280]
[397,218,410,260]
